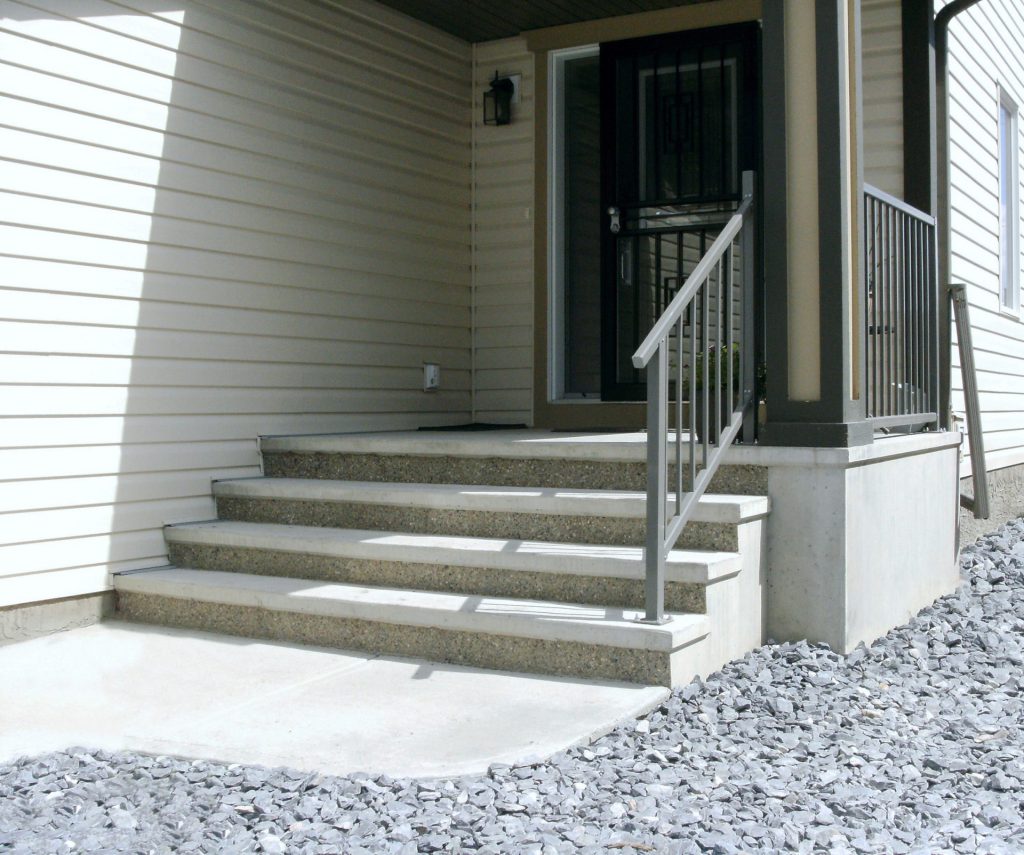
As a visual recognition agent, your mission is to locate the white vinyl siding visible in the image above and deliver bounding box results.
[944,0,1024,473]
[860,0,903,198]
[0,0,472,608]
[472,37,534,425]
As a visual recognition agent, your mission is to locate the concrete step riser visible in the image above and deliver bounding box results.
[262,452,768,496]
[167,542,707,613]
[117,591,673,685]
[214,497,739,552]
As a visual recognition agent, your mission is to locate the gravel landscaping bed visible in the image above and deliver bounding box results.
[3,519,1024,854]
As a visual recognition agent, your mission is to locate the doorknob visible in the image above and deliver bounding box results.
[607,206,621,234]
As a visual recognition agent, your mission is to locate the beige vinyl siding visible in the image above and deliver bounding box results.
[944,0,1024,474]
[472,37,534,424]
[0,0,472,608]
[860,0,903,198]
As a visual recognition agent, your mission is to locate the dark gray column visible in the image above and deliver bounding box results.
[760,0,873,448]
[902,0,937,215]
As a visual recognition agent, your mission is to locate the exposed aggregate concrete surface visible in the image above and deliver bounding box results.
[3,520,1024,854]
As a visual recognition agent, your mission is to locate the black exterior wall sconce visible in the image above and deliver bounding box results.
[483,72,515,126]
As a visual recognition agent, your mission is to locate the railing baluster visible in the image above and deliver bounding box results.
[689,301,696,492]
[897,210,905,415]
[726,243,734,426]
[715,256,723,442]
[676,315,683,503]
[702,276,709,462]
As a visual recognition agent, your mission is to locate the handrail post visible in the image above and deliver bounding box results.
[949,284,989,520]
[740,170,756,443]
[642,342,668,623]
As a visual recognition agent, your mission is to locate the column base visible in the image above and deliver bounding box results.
[758,419,875,448]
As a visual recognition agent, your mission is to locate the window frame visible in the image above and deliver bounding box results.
[547,43,601,402]
[997,86,1021,318]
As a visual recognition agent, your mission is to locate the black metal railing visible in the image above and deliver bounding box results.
[863,184,940,429]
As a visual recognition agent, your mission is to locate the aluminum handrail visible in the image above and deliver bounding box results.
[949,283,990,519]
[631,171,756,624]
[632,195,752,370]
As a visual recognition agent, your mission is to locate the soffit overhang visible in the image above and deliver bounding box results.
[372,0,714,43]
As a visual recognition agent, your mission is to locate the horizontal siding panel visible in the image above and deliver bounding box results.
[3,291,470,342]
[0,321,470,368]
[0,193,467,268]
[0,125,469,216]
[474,304,533,329]
[0,356,471,392]
[0,468,254,515]
[945,0,1024,477]
[0,411,470,450]
[474,389,532,415]
[0,61,469,181]
[0,387,471,417]
[0,0,472,607]
[2,18,467,144]
[0,224,468,288]
[2,531,167,580]
[474,368,533,392]
[0,257,469,308]
[13,0,469,101]
[0,441,257,482]
[0,497,218,547]
[474,284,533,308]
[0,129,469,225]
[0,565,115,609]
[0,159,470,248]
[475,346,531,373]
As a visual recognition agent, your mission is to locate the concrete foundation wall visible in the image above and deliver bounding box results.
[0,593,114,647]
[760,433,961,653]
[845,444,960,648]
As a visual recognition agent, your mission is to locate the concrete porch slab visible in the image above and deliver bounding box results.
[0,622,667,780]
[261,427,960,467]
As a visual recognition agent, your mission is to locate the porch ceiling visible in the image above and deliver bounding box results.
[373,0,711,43]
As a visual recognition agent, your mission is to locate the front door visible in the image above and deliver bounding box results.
[599,24,758,401]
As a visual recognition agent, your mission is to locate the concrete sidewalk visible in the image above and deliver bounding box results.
[0,622,667,779]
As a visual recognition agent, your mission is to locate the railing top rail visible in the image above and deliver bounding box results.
[864,183,936,226]
[632,194,752,369]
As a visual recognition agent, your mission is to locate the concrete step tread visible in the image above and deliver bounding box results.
[213,478,770,523]
[165,520,742,584]
[114,567,710,653]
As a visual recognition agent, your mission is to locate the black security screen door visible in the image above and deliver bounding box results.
[599,24,758,401]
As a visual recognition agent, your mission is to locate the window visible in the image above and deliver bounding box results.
[998,89,1020,315]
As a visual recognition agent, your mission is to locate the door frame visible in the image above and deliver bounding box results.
[599,22,761,402]
[530,0,763,430]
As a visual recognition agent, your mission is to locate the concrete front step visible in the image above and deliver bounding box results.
[213,478,770,551]
[260,430,768,495]
[165,520,742,613]
[114,567,711,686]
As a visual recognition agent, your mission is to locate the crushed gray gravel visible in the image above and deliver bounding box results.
[3,519,1024,854]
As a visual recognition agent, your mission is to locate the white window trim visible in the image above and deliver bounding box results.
[997,86,1021,318]
[547,44,600,403]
